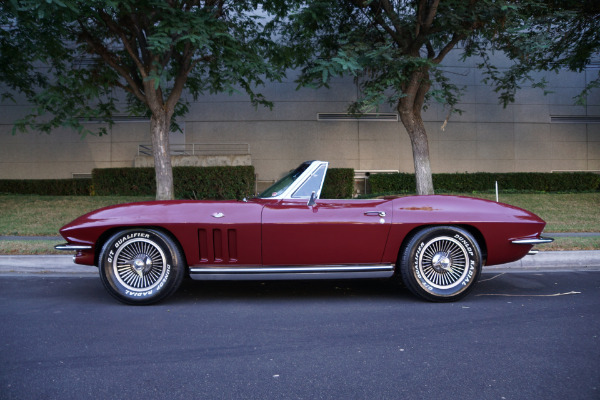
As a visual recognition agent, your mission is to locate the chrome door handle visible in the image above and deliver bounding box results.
[364,211,386,217]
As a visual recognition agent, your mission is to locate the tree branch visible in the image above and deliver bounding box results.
[97,9,148,78]
[422,0,440,31]
[433,34,464,64]
[77,22,147,104]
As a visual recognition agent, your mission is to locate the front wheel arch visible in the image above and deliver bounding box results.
[95,226,187,268]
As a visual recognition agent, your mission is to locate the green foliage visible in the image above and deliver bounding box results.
[92,168,156,196]
[173,166,255,200]
[285,1,518,115]
[475,0,600,106]
[0,179,91,196]
[93,166,255,200]
[0,0,287,135]
[321,168,354,199]
[370,172,600,193]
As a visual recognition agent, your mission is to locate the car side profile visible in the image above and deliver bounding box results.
[56,160,552,304]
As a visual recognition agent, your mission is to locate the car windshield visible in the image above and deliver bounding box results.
[258,163,311,198]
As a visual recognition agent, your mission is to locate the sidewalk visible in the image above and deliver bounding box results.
[1,251,599,275]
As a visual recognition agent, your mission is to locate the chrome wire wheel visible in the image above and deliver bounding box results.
[418,236,468,289]
[112,238,167,292]
[400,226,482,302]
[100,229,185,305]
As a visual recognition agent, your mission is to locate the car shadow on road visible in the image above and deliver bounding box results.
[170,278,418,304]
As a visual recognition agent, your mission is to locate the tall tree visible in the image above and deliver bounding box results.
[284,0,598,195]
[485,0,600,106]
[1,0,281,200]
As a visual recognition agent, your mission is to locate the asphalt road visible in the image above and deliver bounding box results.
[1,271,598,400]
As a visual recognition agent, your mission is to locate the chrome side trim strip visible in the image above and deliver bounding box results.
[54,244,93,251]
[188,264,395,281]
[511,237,554,245]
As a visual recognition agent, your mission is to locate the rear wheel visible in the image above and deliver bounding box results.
[98,229,186,305]
[399,226,481,302]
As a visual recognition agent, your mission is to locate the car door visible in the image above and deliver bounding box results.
[261,198,393,265]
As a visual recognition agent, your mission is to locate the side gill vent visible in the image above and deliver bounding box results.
[198,228,238,263]
[317,113,398,122]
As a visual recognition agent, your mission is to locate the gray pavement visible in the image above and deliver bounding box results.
[1,251,599,275]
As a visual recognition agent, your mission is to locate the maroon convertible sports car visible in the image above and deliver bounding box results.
[56,160,553,304]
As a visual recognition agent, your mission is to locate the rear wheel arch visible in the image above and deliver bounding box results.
[397,224,487,266]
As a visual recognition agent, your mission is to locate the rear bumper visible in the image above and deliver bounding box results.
[511,237,554,255]
[511,237,554,245]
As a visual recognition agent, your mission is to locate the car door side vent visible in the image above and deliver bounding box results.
[198,229,209,262]
[228,229,238,261]
[213,229,223,262]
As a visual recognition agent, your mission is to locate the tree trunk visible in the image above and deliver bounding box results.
[397,69,435,195]
[398,107,434,195]
[150,112,174,200]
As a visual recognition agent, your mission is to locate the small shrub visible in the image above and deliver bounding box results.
[92,166,255,199]
[370,172,600,193]
[322,168,355,199]
[0,179,91,195]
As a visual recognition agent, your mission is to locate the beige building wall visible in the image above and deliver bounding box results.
[1,52,598,182]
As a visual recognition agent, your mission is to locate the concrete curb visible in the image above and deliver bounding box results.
[1,251,600,275]
[485,250,600,271]
[0,255,97,275]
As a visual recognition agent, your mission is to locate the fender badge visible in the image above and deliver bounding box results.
[212,212,225,218]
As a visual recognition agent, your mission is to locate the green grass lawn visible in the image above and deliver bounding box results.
[0,193,598,254]
[450,192,600,233]
[0,195,153,236]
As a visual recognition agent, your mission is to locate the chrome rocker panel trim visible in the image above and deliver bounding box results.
[54,243,93,251]
[188,264,395,281]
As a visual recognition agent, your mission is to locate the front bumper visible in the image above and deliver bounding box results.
[54,243,93,251]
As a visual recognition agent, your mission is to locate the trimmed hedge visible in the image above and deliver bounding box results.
[174,166,255,200]
[92,168,155,196]
[93,166,255,199]
[370,172,600,193]
[321,168,355,199]
[0,178,91,195]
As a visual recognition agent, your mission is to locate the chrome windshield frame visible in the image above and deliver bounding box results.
[258,160,329,200]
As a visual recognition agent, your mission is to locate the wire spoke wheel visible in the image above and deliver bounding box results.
[419,236,468,289]
[400,226,482,302]
[113,238,167,292]
[99,229,185,305]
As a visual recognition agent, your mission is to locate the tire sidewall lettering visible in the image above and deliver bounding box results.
[100,229,182,304]
[405,228,481,300]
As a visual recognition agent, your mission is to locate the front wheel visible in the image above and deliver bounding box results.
[399,226,482,302]
[98,229,186,305]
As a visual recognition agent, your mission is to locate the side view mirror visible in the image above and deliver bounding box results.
[307,191,316,207]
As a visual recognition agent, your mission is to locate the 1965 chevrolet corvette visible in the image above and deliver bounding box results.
[56,160,552,304]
